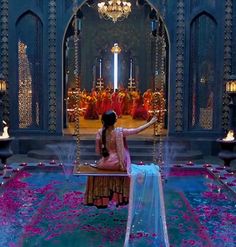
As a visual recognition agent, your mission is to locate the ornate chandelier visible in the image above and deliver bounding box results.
[97,0,131,23]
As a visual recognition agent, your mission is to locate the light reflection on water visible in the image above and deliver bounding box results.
[0,167,235,247]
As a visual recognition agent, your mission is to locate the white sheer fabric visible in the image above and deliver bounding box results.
[124,164,169,247]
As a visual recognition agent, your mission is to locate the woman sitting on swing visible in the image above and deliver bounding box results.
[84,110,157,208]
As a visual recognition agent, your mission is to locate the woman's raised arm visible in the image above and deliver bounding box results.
[122,116,158,136]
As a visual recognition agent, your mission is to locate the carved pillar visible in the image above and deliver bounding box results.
[161,0,167,19]
[48,0,57,133]
[0,0,9,122]
[175,0,185,132]
[222,0,233,130]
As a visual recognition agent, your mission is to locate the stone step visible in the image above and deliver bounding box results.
[27,148,203,162]
[27,149,154,160]
[86,145,185,151]
[79,146,154,153]
[27,149,58,160]
[45,143,187,153]
[45,140,155,147]
[19,137,190,154]
[27,138,196,161]
[173,150,203,161]
[78,139,190,149]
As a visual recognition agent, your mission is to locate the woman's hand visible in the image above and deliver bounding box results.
[132,115,158,134]
[149,116,158,125]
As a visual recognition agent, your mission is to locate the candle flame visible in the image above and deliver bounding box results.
[222,130,235,141]
[0,121,9,139]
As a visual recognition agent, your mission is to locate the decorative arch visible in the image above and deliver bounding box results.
[61,0,170,91]
[189,12,217,130]
[16,10,43,26]
[190,10,217,26]
[16,11,44,129]
[62,0,170,136]
[62,0,168,32]
[62,0,170,89]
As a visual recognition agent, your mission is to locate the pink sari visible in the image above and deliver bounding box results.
[95,127,131,171]
[84,127,139,207]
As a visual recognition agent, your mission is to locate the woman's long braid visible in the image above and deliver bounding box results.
[102,125,106,149]
[100,110,117,157]
[101,125,109,157]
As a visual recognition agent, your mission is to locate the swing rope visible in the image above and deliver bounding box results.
[152,17,166,165]
[73,0,81,168]
[73,5,166,170]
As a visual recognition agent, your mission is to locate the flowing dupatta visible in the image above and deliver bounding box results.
[124,164,169,246]
[114,128,169,246]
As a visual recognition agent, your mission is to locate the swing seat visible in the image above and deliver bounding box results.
[75,164,130,207]
[74,164,128,176]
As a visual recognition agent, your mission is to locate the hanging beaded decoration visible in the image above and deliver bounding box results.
[73,0,81,167]
[152,17,166,166]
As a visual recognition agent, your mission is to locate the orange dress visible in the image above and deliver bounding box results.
[143,90,153,112]
[101,92,112,114]
[132,95,148,120]
[111,92,122,117]
[84,96,99,119]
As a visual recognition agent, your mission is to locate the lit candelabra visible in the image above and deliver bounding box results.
[96,58,105,91]
[128,58,136,91]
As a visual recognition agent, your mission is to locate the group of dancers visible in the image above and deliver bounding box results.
[67,87,165,121]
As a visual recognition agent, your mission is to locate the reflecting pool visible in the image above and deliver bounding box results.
[0,166,235,246]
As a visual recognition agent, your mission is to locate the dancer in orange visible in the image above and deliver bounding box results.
[111,89,122,117]
[84,93,99,120]
[131,91,148,120]
[96,90,103,115]
[143,89,153,112]
[101,88,112,114]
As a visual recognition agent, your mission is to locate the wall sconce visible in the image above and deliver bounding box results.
[226,75,236,131]
[0,74,6,134]
[0,74,7,93]
[226,74,236,93]
[200,77,206,84]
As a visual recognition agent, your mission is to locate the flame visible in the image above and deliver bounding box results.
[0,121,9,139]
[222,130,235,141]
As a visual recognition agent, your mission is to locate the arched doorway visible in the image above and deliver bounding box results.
[62,0,169,137]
